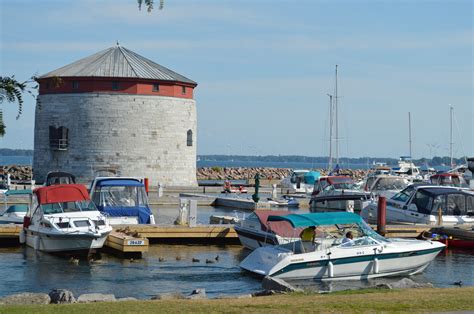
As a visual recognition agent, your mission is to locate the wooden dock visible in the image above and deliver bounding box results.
[0,223,438,253]
[115,224,239,244]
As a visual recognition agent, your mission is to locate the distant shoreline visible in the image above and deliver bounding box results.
[0,152,466,169]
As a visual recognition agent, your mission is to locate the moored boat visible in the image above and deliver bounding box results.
[361,185,474,225]
[0,189,31,225]
[310,176,370,212]
[89,177,155,225]
[240,212,445,280]
[234,210,302,250]
[22,184,112,252]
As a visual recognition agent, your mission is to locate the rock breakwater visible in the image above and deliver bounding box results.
[0,165,368,182]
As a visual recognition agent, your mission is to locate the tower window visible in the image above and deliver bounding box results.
[49,126,69,151]
[153,84,160,92]
[72,81,79,89]
[112,81,120,90]
[187,130,193,147]
[181,86,186,94]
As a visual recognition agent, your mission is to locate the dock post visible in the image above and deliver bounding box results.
[157,182,163,198]
[377,196,386,236]
[437,207,443,226]
[271,184,278,199]
[188,199,197,227]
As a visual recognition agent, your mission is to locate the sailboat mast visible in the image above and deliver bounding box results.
[449,104,454,168]
[335,65,339,166]
[327,94,333,170]
[408,112,412,158]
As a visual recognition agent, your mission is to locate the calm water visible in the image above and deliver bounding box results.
[0,245,472,299]
[0,201,472,298]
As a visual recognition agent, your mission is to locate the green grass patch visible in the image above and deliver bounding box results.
[1,287,474,313]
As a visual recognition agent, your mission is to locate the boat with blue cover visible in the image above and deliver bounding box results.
[89,177,155,225]
[240,212,445,280]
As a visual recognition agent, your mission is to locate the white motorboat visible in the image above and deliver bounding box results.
[267,196,299,208]
[22,184,112,252]
[362,175,409,199]
[280,170,319,194]
[234,210,302,250]
[89,177,155,225]
[240,212,445,280]
[0,189,31,225]
[392,156,423,182]
[361,185,474,225]
[310,176,371,212]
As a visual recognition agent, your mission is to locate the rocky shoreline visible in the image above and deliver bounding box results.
[1,166,369,182]
[0,278,433,305]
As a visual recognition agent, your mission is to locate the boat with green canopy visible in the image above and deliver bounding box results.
[240,212,445,280]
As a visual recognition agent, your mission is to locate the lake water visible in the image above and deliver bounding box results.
[0,155,368,170]
[0,205,472,298]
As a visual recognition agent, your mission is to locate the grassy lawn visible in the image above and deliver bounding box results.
[1,287,473,313]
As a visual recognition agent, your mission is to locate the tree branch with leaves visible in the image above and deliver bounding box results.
[0,76,37,137]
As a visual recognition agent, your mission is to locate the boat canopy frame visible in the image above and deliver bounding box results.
[268,212,362,228]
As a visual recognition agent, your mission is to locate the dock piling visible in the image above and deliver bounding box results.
[377,197,387,236]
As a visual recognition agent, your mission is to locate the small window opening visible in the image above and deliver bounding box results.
[153,84,160,92]
[112,81,120,90]
[49,126,69,151]
[72,81,79,89]
[181,86,186,94]
[187,130,193,147]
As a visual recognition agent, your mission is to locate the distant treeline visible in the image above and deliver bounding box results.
[199,155,470,167]
[0,149,469,167]
[0,149,34,156]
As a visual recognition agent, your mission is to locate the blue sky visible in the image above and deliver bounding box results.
[1,0,472,158]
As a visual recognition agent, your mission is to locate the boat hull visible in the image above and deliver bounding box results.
[240,241,445,280]
[25,229,110,252]
[270,248,441,280]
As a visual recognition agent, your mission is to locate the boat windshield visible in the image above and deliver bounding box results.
[41,200,97,214]
[330,182,357,190]
[287,220,390,253]
[391,185,417,203]
[95,185,148,208]
[373,177,407,191]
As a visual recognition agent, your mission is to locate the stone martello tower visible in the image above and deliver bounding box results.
[33,45,198,186]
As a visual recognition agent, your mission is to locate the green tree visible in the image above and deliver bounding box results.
[0,76,27,136]
[137,0,164,12]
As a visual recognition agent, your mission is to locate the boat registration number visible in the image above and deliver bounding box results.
[127,240,145,246]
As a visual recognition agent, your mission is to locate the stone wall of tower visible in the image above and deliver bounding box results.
[33,93,197,186]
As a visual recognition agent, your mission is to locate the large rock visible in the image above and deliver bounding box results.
[0,292,51,305]
[262,276,302,293]
[186,289,207,300]
[49,289,76,304]
[377,278,433,290]
[151,292,184,300]
[77,293,116,303]
[117,297,138,302]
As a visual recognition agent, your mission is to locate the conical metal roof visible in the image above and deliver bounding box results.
[39,45,196,85]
